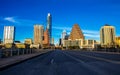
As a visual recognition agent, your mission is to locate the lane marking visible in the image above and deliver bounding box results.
[62,51,109,75]
[50,59,54,64]
[74,53,120,64]
[62,51,84,63]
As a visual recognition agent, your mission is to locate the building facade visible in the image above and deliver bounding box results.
[34,25,44,47]
[24,38,33,45]
[47,13,52,44]
[100,25,115,47]
[0,39,1,44]
[3,26,15,44]
[63,39,96,49]
[43,29,49,46]
[115,36,120,48]
[62,24,97,49]
[82,39,96,49]
[61,30,67,45]
[51,38,54,45]
[63,39,83,48]
[63,24,85,49]
[69,24,84,40]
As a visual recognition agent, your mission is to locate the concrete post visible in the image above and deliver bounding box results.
[17,48,19,55]
[22,49,24,55]
[10,48,13,56]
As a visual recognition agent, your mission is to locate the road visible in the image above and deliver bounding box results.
[0,50,120,75]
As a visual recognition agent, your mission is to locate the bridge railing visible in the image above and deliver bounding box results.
[0,48,40,58]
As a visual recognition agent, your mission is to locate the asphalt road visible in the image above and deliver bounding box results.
[0,50,120,75]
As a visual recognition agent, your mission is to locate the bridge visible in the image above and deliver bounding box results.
[0,50,120,75]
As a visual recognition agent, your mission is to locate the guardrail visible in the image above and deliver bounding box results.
[0,48,40,58]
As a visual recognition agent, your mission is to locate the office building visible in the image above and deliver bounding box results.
[24,38,33,45]
[61,30,67,44]
[63,24,84,48]
[59,38,62,46]
[3,26,15,44]
[0,39,1,44]
[51,38,54,45]
[115,36,120,48]
[82,39,96,49]
[15,43,25,49]
[100,24,115,47]
[63,39,83,48]
[69,24,84,40]
[47,13,52,44]
[34,25,44,47]
[43,29,49,46]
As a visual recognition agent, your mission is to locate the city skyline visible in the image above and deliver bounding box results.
[0,0,120,44]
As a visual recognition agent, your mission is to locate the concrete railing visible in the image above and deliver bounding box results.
[0,48,49,58]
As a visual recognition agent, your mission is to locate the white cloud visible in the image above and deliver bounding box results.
[3,17,43,26]
[83,30,99,34]
[52,26,71,31]
[83,30,100,39]
[84,34,99,38]
[4,17,16,23]
[53,26,100,40]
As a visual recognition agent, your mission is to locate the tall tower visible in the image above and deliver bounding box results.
[100,24,115,47]
[34,24,44,47]
[47,13,52,44]
[3,26,15,44]
[69,24,84,40]
[61,30,67,44]
[43,29,49,46]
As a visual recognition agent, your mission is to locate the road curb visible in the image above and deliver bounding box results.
[0,51,50,71]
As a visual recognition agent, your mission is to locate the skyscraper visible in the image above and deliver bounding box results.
[43,29,49,46]
[100,24,115,47]
[51,38,54,45]
[47,13,52,44]
[69,24,84,40]
[61,30,67,44]
[63,24,84,48]
[3,26,15,44]
[34,25,44,47]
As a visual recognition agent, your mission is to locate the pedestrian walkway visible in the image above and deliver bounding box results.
[0,50,50,70]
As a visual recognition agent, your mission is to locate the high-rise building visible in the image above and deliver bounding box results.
[51,38,54,45]
[61,30,67,44]
[115,36,120,48]
[34,25,44,47]
[63,24,84,49]
[43,29,49,46]
[3,26,15,44]
[47,13,52,44]
[59,38,62,46]
[100,24,115,47]
[0,39,1,44]
[69,24,84,40]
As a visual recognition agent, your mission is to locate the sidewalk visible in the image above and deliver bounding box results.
[0,50,50,71]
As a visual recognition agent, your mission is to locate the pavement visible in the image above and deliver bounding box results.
[0,50,51,70]
[0,50,120,75]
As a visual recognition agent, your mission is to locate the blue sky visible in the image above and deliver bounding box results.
[0,0,120,44]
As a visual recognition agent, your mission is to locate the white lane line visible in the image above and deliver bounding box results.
[50,59,54,64]
[62,51,109,75]
[76,53,120,64]
[62,51,84,63]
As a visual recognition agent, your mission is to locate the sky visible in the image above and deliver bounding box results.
[0,0,120,44]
